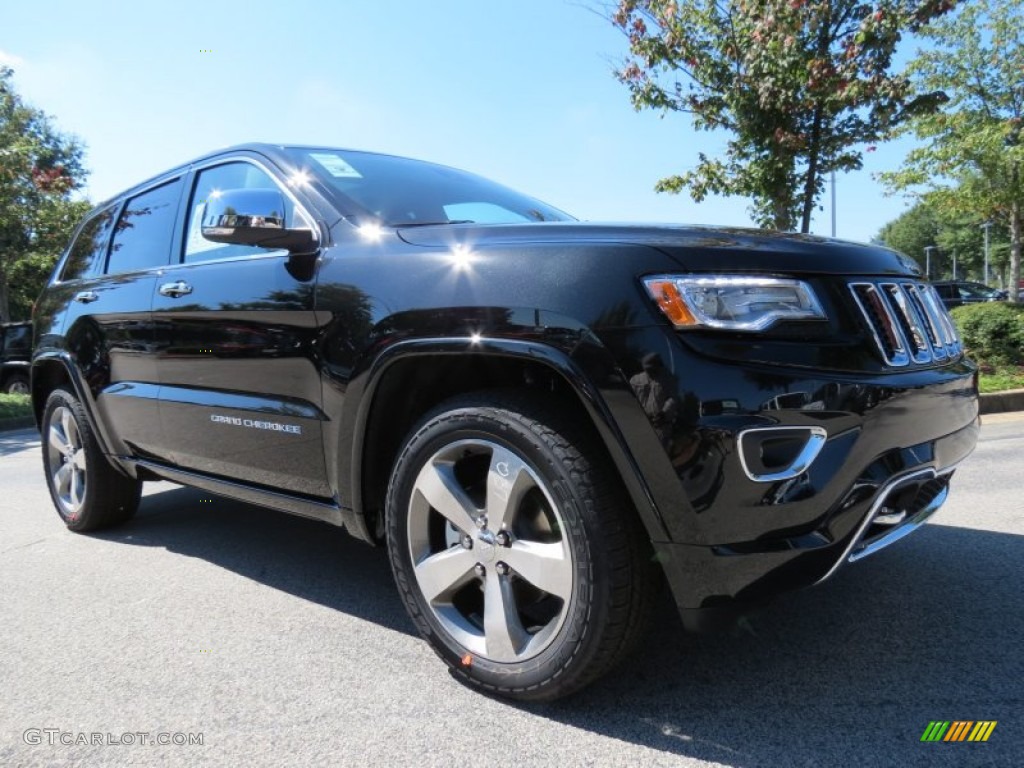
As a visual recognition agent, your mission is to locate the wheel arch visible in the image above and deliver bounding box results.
[31,352,115,455]
[346,337,670,548]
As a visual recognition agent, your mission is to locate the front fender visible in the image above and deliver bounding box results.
[336,322,679,547]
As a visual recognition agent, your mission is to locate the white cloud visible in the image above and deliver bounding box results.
[0,49,26,68]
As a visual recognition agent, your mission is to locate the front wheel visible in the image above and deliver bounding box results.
[41,388,141,532]
[386,391,656,701]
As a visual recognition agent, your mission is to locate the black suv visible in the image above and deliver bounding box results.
[1,321,32,394]
[931,280,1005,309]
[31,144,979,701]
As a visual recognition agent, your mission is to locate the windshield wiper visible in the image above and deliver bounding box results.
[392,220,476,228]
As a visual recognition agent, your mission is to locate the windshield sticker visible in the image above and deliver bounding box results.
[309,153,362,179]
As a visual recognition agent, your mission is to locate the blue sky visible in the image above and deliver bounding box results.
[3,0,922,242]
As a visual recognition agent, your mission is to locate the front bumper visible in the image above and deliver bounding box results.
[654,419,977,631]
[599,325,980,628]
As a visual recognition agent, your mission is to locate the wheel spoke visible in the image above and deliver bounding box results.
[483,570,529,661]
[414,546,477,603]
[48,424,68,454]
[54,463,72,496]
[61,409,76,450]
[486,445,533,531]
[413,462,479,534]
[504,540,573,600]
[69,469,83,508]
[72,449,87,471]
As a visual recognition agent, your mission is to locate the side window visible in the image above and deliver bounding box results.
[60,207,116,282]
[8,325,31,350]
[183,162,296,263]
[934,284,953,299]
[107,179,183,275]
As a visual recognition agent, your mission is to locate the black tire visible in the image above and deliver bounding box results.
[3,371,29,395]
[386,390,657,701]
[41,388,141,532]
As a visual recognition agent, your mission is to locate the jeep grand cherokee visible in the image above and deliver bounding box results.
[31,143,979,701]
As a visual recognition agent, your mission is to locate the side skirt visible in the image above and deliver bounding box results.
[126,458,348,528]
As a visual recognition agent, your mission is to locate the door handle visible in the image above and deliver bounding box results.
[159,280,193,298]
[73,291,99,304]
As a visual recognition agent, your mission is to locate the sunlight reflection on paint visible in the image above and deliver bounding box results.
[357,223,384,241]
[449,244,476,271]
[288,169,312,187]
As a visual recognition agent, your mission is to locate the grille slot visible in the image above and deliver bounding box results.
[849,281,962,366]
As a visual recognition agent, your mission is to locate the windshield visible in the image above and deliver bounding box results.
[958,282,999,299]
[285,148,574,227]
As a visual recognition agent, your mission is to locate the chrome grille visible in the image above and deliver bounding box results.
[849,281,962,366]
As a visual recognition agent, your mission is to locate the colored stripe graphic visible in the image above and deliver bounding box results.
[970,722,997,742]
[945,721,972,741]
[920,721,996,742]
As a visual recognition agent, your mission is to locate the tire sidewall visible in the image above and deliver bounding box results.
[386,403,613,695]
[40,387,130,531]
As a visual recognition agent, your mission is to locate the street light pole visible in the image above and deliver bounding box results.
[982,221,992,285]
[831,170,836,238]
[924,246,936,280]
[952,250,957,280]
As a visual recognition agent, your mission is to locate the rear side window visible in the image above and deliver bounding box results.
[106,179,183,275]
[6,325,31,350]
[60,207,116,282]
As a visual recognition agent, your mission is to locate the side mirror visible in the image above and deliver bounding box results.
[202,189,317,254]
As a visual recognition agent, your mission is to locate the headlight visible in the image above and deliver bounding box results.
[643,275,827,331]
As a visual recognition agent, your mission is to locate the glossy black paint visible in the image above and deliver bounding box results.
[151,253,330,496]
[31,143,980,629]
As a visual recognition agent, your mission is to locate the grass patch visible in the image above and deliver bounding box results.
[0,393,32,421]
[978,367,1024,394]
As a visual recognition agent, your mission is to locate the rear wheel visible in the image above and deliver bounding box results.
[42,388,141,532]
[386,391,656,701]
[3,371,29,395]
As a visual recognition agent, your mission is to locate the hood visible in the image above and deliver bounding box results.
[396,222,922,277]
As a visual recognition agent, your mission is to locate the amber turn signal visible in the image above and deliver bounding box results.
[645,279,698,327]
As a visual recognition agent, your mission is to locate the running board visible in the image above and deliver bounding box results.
[127,458,346,527]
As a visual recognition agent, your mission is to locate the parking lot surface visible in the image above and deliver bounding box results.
[1,414,1021,767]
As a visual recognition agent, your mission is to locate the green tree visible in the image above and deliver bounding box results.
[0,66,90,322]
[880,0,1024,302]
[877,193,1009,281]
[610,0,955,233]
[876,200,939,269]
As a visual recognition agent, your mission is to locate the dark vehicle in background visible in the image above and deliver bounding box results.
[1,321,32,394]
[31,144,979,701]
[932,280,1005,309]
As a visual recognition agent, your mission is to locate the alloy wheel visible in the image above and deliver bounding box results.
[407,439,574,663]
[47,406,87,518]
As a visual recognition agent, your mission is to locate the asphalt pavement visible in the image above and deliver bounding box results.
[1,414,1021,767]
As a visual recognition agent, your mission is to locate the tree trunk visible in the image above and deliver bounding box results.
[800,112,824,234]
[0,263,10,323]
[772,195,792,232]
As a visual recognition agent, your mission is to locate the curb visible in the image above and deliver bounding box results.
[0,416,36,433]
[978,388,1024,415]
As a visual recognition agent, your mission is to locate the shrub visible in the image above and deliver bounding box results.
[949,302,1024,366]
